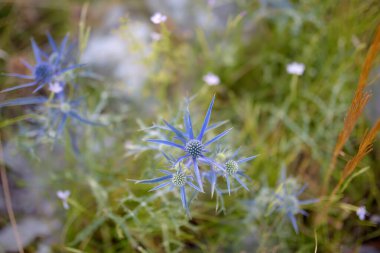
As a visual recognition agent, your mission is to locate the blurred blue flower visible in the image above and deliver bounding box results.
[147,96,232,192]
[274,168,318,233]
[136,167,201,216]
[1,33,82,93]
[45,92,103,138]
[0,91,103,152]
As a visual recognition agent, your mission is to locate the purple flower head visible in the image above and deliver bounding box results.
[0,91,104,153]
[46,92,104,139]
[274,167,318,234]
[1,33,83,94]
[205,148,257,196]
[222,153,257,195]
[136,166,201,216]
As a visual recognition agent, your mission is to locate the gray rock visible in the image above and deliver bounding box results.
[81,6,152,95]
[0,217,60,252]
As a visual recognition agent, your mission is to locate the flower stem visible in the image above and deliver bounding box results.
[290,75,299,101]
[0,138,25,253]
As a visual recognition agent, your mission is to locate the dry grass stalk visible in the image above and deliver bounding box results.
[331,119,380,195]
[0,138,25,253]
[323,25,380,193]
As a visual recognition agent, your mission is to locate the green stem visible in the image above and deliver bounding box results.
[290,75,299,101]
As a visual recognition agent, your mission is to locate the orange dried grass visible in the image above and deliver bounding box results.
[323,25,380,193]
[331,119,380,196]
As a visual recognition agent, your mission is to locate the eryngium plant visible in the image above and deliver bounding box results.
[135,96,257,215]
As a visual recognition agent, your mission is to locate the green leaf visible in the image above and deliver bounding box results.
[69,216,107,246]
[339,166,370,193]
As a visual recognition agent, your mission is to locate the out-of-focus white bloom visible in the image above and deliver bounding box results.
[150,13,167,24]
[151,32,162,41]
[286,62,305,76]
[48,82,63,93]
[356,206,367,220]
[208,0,216,7]
[57,190,70,210]
[203,72,220,86]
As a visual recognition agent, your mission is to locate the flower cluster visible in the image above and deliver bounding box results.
[0,34,102,150]
[136,96,257,215]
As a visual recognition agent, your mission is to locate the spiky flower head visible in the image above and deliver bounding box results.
[281,194,300,214]
[1,33,82,94]
[60,102,71,113]
[136,168,201,216]
[185,139,204,158]
[34,63,53,83]
[172,171,187,187]
[225,160,239,176]
[274,168,319,233]
[220,151,257,195]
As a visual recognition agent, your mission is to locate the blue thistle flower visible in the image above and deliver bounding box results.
[147,96,232,192]
[216,149,257,195]
[46,93,103,138]
[1,33,82,93]
[136,167,202,216]
[274,168,319,234]
[0,92,103,150]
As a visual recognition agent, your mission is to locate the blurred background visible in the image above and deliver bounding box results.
[0,0,379,252]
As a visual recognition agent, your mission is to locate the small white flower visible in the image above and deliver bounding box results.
[150,13,167,24]
[356,206,367,220]
[286,62,305,76]
[151,32,162,41]
[57,190,70,210]
[49,82,63,93]
[203,72,220,86]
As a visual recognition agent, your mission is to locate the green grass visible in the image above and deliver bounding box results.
[0,0,380,252]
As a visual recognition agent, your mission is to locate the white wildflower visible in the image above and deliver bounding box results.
[48,82,63,93]
[150,13,167,24]
[286,62,305,76]
[203,72,220,86]
[356,206,367,220]
[57,190,70,210]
